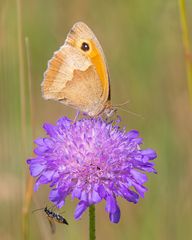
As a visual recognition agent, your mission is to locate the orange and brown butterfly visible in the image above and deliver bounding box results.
[41,21,113,117]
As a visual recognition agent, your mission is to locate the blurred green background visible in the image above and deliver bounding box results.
[1,0,192,239]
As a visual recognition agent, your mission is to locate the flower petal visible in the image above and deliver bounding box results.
[127,130,139,139]
[132,182,147,198]
[109,203,120,223]
[49,188,65,208]
[88,189,102,204]
[72,187,82,199]
[130,169,148,184]
[121,187,139,203]
[98,185,106,198]
[43,123,56,137]
[105,195,117,214]
[74,201,88,219]
[141,149,157,160]
[28,163,45,177]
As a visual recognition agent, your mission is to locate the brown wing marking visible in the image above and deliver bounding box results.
[59,65,104,115]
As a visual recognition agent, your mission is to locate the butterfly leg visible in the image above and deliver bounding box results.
[72,110,80,123]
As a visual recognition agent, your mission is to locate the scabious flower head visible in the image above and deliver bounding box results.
[27,116,157,223]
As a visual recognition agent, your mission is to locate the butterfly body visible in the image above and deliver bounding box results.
[41,22,112,116]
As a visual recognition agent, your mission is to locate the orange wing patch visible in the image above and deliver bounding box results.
[89,39,109,101]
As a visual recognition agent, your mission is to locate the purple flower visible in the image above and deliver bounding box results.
[27,116,157,223]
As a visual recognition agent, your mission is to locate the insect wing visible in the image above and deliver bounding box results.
[47,217,56,234]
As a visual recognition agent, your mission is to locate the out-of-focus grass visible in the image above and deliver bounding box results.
[178,0,192,105]
[0,0,192,239]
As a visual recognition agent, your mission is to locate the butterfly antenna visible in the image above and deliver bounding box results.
[113,100,130,107]
[116,106,143,119]
[32,207,45,213]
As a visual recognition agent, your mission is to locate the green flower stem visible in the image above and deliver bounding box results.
[89,205,96,240]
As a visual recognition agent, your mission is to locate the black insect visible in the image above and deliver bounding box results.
[33,206,68,233]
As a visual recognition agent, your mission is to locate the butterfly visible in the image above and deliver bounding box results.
[41,21,113,117]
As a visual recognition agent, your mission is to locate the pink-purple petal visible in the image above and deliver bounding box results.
[88,189,102,204]
[126,130,139,139]
[109,204,120,223]
[74,201,88,219]
[105,195,117,214]
[98,185,106,198]
[29,163,45,177]
[49,188,65,208]
[72,187,82,199]
[141,148,157,160]
[132,182,147,198]
[130,169,148,184]
[121,187,139,203]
